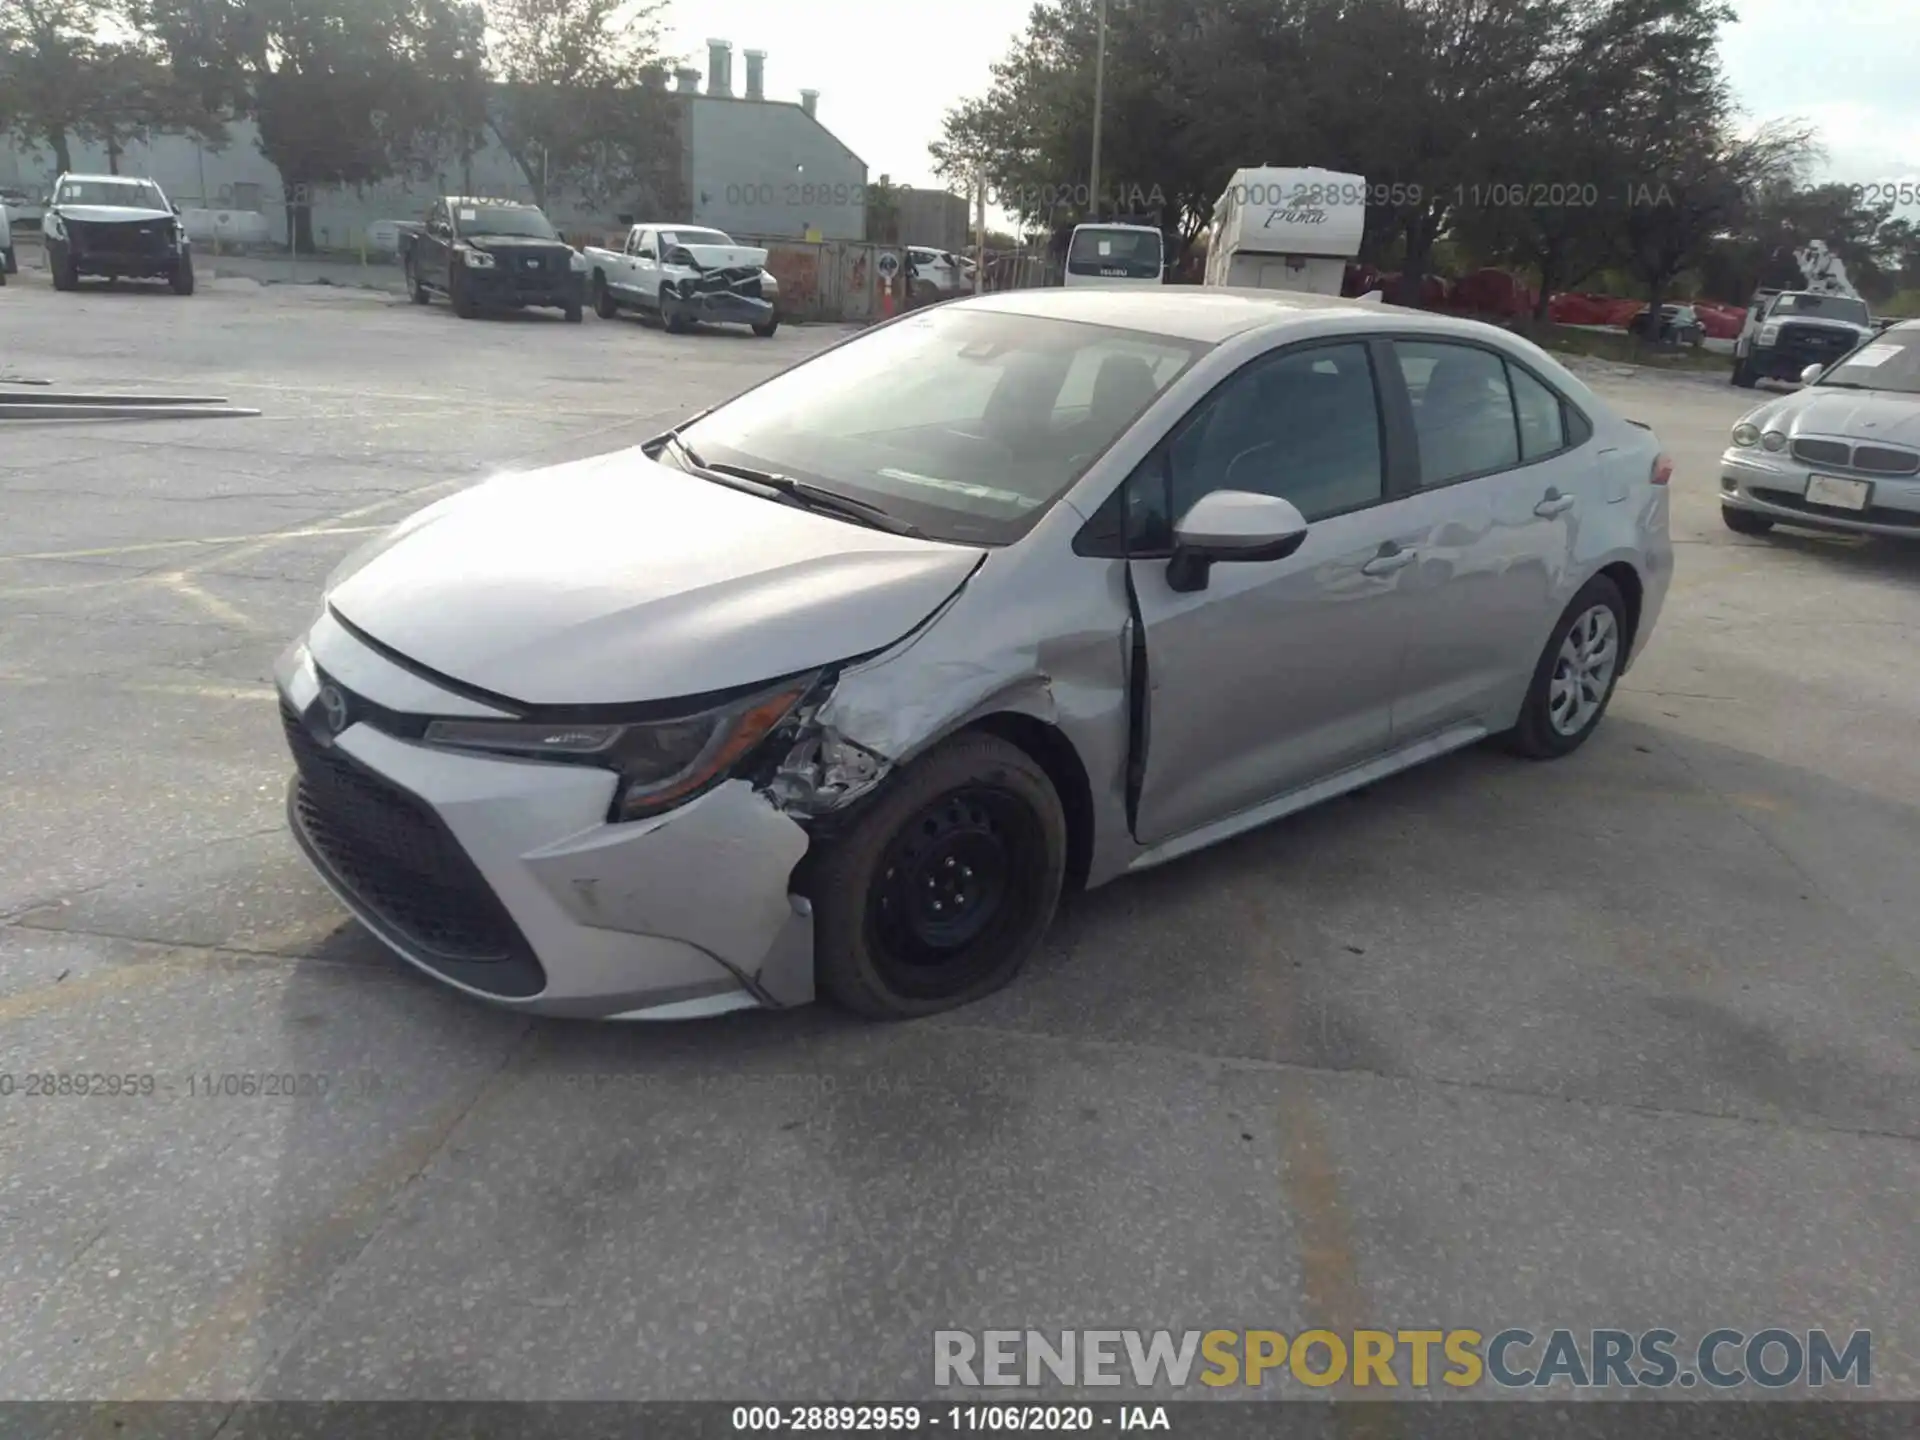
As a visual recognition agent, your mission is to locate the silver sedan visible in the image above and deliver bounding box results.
[275,288,1673,1021]
[1721,320,1920,538]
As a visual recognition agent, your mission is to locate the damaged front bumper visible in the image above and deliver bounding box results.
[665,268,776,327]
[274,620,859,1020]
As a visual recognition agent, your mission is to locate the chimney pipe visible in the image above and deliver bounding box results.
[674,66,700,94]
[706,39,732,97]
[743,49,766,102]
[800,89,819,118]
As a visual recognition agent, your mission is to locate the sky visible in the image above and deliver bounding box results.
[667,0,1919,209]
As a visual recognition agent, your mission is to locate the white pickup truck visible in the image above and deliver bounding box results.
[583,223,781,336]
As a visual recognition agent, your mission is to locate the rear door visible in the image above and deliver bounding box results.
[1377,339,1590,739]
[1126,338,1419,845]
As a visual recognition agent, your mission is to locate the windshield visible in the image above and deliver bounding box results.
[56,178,166,209]
[1772,294,1870,326]
[455,205,558,240]
[1814,330,1920,395]
[662,228,733,247]
[677,307,1205,545]
[1067,227,1164,280]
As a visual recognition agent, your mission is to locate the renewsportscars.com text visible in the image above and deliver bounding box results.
[933,1328,1872,1390]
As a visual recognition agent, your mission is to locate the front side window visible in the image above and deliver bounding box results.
[1165,342,1386,523]
[1396,341,1522,485]
[678,308,1205,545]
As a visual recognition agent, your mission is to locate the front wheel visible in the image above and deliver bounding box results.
[563,294,583,323]
[811,733,1067,1020]
[49,241,76,291]
[660,285,690,333]
[408,259,430,304]
[1730,354,1757,388]
[752,314,779,338]
[1499,575,1628,761]
[170,253,195,295]
[1722,504,1774,536]
[451,268,478,319]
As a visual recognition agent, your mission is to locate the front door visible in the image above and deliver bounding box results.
[1129,340,1418,847]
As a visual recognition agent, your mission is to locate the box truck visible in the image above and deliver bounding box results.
[1204,167,1367,296]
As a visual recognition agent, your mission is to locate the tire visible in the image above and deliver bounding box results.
[451,268,478,319]
[1499,574,1629,761]
[592,273,618,319]
[1722,504,1774,536]
[660,285,689,333]
[563,295,583,323]
[752,314,779,338]
[408,259,430,304]
[49,240,76,291]
[2,245,15,275]
[170,252,195,295]
[1730,354,1757,388]
[811,732,1067,1020]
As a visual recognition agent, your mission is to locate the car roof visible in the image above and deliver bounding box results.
[1071,222,1161,234]
[637,222,730,231]
[58,173,160,184]
[954,285,1486,345]
[449,196,537,209]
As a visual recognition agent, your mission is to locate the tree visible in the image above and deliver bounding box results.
[141,0,490,252]
[0,0,221,175]
[484,0,673,214]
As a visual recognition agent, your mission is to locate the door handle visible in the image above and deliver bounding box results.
[1535,490,1576,517]
[1361,544,1416,577]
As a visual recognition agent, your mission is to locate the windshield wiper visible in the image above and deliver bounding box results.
[1815,381,1874,390]
[701,461,927,538]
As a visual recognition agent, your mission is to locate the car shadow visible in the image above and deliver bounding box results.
[1748,523,1920,578]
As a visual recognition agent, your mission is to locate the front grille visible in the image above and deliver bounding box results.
[1791,438,1849,466]
[281,701,546,997]
[1852,445,1920,476]
[1751,486,1920,531]
[68,220,171,255]
[1777,323,1858,359]
[1788,437,1920,476]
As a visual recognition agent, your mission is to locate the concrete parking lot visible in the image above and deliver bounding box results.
[1,270,1915,1406]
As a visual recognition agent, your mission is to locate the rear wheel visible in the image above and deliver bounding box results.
[170,253,195,295]
[1499,575,1628,761]
[592,273,618,318]
[812,733,1066,1020]
[1722,504,1774,536]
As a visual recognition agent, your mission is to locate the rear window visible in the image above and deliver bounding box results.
[1067,228,1164,280]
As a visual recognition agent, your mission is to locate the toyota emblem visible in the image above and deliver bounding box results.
[318,683,350,735]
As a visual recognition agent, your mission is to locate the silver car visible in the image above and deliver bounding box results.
[1721,320,1920,538]
[275,288,1673,1021]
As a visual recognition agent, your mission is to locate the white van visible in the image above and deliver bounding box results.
[1062,223,1164,288]
[0,199,13,281]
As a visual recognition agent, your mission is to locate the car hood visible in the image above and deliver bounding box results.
[53,205,174,224]
[325,449,985,706]
[463,234,570,251]
[679,242,768,270]
[1773,389,1920,442]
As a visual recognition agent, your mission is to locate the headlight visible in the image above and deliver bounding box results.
[457,246,494,268]
[421,678,815,822]
[1758,323,1780,346]
[1731,423,1760,447]
[569,249,587,271]
[1760,430,1786,451]
[759,270,779,296]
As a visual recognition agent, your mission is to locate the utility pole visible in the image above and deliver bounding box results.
[974,169,986,294]
[1089,0,1107,222]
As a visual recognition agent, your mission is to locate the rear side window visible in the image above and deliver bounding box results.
[1508,364,1567,460]
[1395,341,1520,485]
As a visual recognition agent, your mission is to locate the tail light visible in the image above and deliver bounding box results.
[1650,453,1673,486]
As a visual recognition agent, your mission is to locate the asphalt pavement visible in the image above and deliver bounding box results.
[0,273,1915,1407]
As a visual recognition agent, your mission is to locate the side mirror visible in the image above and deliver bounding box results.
[171,202,181,215]
[1165,490,1310,593]
[1800,364,1824,385]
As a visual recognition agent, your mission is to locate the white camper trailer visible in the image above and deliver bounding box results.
[1205,167,1367,296]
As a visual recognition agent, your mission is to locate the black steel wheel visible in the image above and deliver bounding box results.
[592,273,619,318]
[812,733,1066,1019]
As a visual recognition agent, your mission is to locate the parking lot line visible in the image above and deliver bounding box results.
[0,524,391,566]
[0,670,275,702]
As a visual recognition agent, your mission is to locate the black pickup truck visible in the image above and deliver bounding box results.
[400,196,583,322]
